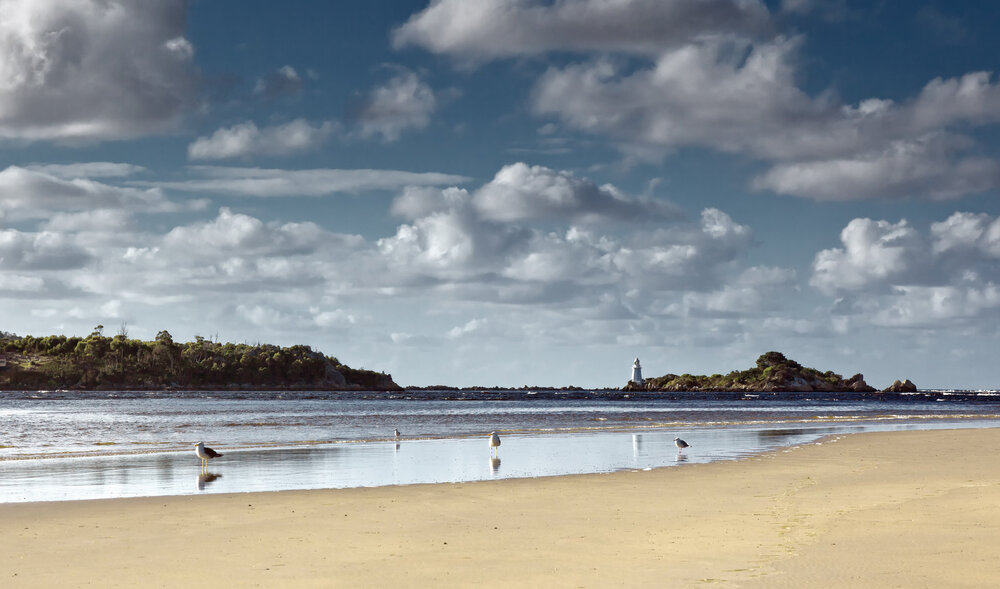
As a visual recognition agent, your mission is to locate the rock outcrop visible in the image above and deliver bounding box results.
[628,351,879,393]
[882,379,918,393]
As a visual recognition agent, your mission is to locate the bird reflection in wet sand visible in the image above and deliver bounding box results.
[632,434,643,457]
[489,456,501,473]
[197,472,223,491]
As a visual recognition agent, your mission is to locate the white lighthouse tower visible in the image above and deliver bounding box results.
[630,357,644,385]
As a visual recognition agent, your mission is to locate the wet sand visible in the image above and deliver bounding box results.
[1,428,998,587]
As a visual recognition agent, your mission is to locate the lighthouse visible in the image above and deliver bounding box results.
[630,357,644,385]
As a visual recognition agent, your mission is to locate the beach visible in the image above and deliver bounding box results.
[1,428,997,587]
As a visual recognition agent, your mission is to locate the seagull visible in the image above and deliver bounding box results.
[394,428,401,438]
[195,442,223,467]
[674,437,690,450]
[489,431,501,456]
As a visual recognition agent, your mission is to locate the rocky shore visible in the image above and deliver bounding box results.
[624,351,915,393]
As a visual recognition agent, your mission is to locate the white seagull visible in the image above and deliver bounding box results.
[489,431,501,456]
[195,441,223,467]
[674,437,690,450]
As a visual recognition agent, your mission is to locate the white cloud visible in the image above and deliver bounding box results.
[358,70,437,142]
[531,37,831,161]
[472,163,680,224]
[393,0,772,60]
[0,273,43,292]
[812,213,1000,328]
[871,284,1000,328]
[0,228,91,270]
[811,218,923,295]
[379,169,755,306]
[752,135,1000,200]
[0,0,196,141]
[187,119,338,160]
[312,308,357,327]
[780,0,850,20]
[25,162,146,179]
[931,212,1000,257]
[41,210,134,233]
[446,318,488,339]
[144,166,471,198]
[528,37,1000,200]
[0,165,176,219]
[162,208,337,258]
[254,65,302,99]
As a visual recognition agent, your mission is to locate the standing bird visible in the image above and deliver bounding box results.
[394,428,401,438]
[674,437,689,450]
[195,441,223,467]
[489,431,501,456]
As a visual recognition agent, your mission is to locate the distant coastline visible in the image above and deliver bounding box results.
[0,329,400,392]
[625,351,915,393]
[1,330,914,394]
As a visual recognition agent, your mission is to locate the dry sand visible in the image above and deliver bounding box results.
[1,428,998,588]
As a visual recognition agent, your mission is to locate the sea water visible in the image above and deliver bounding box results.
[1,389,999,502]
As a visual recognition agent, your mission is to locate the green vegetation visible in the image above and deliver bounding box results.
[630,351,875,393]
[0,327,399,391]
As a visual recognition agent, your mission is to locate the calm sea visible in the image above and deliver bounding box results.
[2,389,999,502]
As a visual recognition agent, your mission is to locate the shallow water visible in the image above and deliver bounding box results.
[1,389,999,502]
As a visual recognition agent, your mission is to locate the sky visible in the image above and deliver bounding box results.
[1,0,1000,388]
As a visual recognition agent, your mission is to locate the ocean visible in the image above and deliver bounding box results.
[2,389,999,503]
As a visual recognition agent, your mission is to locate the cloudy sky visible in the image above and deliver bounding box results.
[2,0,999,388]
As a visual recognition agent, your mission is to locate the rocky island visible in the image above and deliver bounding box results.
[0,329,400,391]
[624,351,898,393]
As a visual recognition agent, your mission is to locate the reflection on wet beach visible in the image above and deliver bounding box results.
[2,419,997,503]
[197,472,222,491]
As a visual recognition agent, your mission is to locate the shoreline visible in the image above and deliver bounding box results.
[2,427,999,587]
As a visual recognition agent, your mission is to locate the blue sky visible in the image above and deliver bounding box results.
[2,0,1000,388]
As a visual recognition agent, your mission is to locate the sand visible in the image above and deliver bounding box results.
[1,428,998,588]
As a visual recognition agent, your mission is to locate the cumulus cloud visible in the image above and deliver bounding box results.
[143,166,470,198]
[393,0,772,59]
[531,37,833,160]
[931,212,1000,257]
[532,37,1000,199]
[163,208,350,259]
[811,218,924,295]
[812,213,1000,328]
[472,163,680,224]
[357,70,437,142]
[400,0,1000,202]
[187,119,337,160]
[0,0,196,141]
[379,166,755,304]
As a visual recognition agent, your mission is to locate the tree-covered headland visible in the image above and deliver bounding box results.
[626,351,882,393]
[0,327,399,391]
